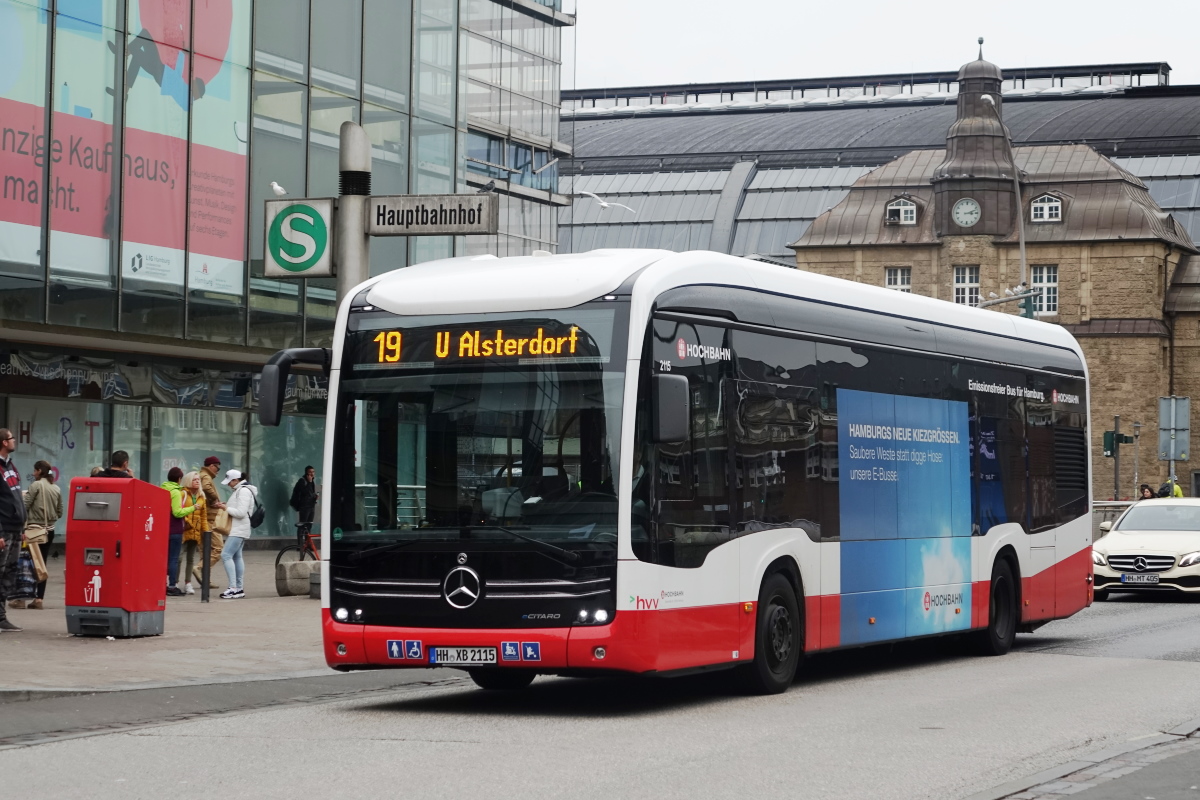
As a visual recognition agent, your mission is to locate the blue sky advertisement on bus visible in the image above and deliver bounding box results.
[837,389,973,645]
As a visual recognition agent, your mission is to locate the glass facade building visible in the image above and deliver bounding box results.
[0,0,573,539]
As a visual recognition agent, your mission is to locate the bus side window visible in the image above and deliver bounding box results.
[642,317,735,568]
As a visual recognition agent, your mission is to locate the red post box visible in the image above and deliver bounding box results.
[65,477,170,637]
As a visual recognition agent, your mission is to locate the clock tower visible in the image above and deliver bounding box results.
[931,41,1019,237]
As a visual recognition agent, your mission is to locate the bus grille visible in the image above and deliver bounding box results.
[332,577,441,599]
[332,575,612,600]
[1105,554,1175,572]
[483,577,611,600]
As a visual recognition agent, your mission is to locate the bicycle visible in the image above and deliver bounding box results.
[276,522,320,567]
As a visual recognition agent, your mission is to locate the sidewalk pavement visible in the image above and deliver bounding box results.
[0,551,330,696]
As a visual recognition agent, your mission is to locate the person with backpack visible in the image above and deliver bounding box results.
[219,469,260,599]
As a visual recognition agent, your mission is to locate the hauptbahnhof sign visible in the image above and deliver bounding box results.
[367,194,499,236]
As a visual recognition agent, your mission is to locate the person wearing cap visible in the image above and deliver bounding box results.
[196,456,225,589]
[219,468,257,599]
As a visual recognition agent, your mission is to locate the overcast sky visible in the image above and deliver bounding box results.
[570,0,1200,90]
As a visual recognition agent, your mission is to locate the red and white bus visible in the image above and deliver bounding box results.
[259,249,1093,694]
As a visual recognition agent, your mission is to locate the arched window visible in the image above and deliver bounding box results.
[885,198,917,225]
[1031,194,1062,223]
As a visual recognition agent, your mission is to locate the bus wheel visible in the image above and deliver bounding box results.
[468,669,536,691]
[974,558,1018,656]
[739,573,802,695]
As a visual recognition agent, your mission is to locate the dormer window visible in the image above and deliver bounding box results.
[1031,194,1062,223]
[885,198,918,225]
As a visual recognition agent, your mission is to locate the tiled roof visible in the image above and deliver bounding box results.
[792,144,1197,252]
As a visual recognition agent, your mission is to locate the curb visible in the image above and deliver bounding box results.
[0,668,339,704]
[964,720,1200,800]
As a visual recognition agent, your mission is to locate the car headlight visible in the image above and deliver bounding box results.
[1179,551,1200,568]
[1092,550,1107,567]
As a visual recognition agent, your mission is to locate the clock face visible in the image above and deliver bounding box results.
[952,198,982,227]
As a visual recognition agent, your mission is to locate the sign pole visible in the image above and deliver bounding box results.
[335,121,372,304]
[1133,421,1141,499]
[1170,400,1177,496]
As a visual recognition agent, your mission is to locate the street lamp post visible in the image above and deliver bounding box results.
[980,93,1033,318]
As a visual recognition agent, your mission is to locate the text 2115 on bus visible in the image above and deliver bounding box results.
[258,249,1093,694]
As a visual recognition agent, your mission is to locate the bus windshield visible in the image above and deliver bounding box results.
[331,304,627,550]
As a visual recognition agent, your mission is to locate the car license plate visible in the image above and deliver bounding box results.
[1121,573,1160,584]
[430,646,497,665]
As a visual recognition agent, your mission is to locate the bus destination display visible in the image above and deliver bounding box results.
[357,322,602,368]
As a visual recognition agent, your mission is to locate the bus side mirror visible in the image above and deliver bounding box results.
[258,363,286,428]
[652,374,690,444]
[258,348,331,427]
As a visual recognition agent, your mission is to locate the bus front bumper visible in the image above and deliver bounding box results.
[323,610,656,674]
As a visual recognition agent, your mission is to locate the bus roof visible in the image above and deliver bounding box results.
[362,249,1080,356]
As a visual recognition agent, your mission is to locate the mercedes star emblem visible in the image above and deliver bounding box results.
[443,566,481,609]
[1133,556,1149,572]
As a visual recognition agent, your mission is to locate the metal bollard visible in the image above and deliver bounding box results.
[201,530,211,603]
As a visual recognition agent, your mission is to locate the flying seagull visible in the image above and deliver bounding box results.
[578,191,637,215]
[270,181,287,197]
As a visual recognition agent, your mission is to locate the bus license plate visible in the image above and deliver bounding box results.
[430,647,497,665]
[1121,574,1159,584]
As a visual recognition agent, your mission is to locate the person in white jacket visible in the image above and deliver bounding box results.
[219,469,257,599]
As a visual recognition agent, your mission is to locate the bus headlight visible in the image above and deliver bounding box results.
[578,609,589,621]
[1179,551,1200,568]
[1092,551,1107,567]
[594,609,609,623]
[334,607,350,622]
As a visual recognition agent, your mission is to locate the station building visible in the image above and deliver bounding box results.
[0,0,574,539]
[559,55,1200,498]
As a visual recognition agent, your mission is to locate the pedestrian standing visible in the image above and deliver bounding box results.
[196,456,225,589]
[290,465,318,537]
[220,469,257,599]
[161,467,194,597]
[0,429,25,632]
[97,451,134,478]
[17,460,61,609]
[179,471,208,595]
[1139,484,1157,500]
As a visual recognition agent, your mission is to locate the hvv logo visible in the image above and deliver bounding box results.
[630,595,659,610]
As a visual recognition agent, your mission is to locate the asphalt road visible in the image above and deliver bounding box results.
[4,593,1200,800]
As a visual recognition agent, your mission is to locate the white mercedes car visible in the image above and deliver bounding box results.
[1093,498,1200,599]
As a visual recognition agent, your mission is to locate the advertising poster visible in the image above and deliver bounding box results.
[836,389,974,644]
[0,0,49,267]
[119,0,191,288]
[48,6,121,282]
[0,0,249,288]
[187,0,250,297]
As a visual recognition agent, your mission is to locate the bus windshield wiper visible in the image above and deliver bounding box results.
[347,537,423,563]
[463,525,581,562]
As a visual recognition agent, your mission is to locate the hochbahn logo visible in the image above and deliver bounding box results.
[923,590,964,611]
[676,338,731,362]
[1052,389,1080,405]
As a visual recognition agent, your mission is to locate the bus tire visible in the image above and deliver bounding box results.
[468,669,536,691]
[974,558,1018,656]
[738,572,802,695]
